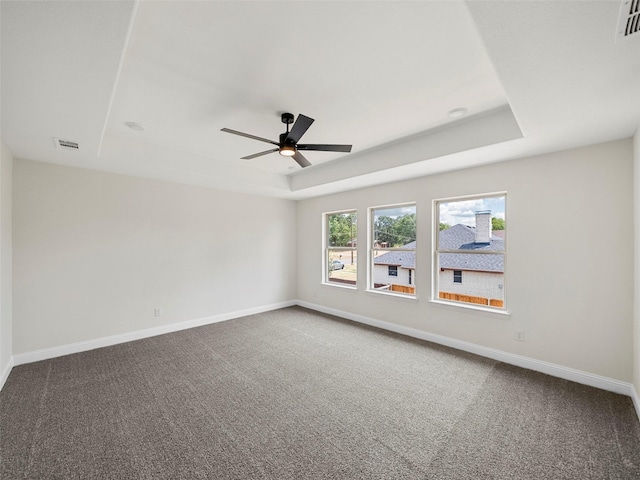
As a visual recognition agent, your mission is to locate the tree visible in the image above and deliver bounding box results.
[329,213,356,246]
[374,215,395,245]
[394,213,416,246]
[374,213,416,247]
[492,217,505,230]
[439,223,450,231]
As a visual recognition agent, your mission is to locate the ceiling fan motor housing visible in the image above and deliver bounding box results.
[279,132,293,145]
[278,132,296,156]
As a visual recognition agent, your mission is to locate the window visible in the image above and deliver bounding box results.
[453,270,462,283]
[370,203,416,296]
[325,210,357,287]
[435,194,506,309]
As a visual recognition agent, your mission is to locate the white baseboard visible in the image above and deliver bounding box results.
[297,300,637,400]
[5,299,640,426]
[632,386,640,424]
[12,300,296,367]
[0,356,14,391]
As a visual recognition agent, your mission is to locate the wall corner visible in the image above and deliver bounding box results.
[0,141,14,390]
[633,126,640,407]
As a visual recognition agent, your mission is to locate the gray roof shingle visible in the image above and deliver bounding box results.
[438,224,504,251]
[439,224,503,273]
[374,241,416,268]
[439,252,503,273]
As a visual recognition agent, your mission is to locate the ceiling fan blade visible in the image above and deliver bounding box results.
[221,128,279,146]
[293,151,312,168]
[285,114,314,144]
[241,148,279,160]
[297,144,352,153]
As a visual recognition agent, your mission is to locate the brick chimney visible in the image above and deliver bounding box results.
[475,210,492,244]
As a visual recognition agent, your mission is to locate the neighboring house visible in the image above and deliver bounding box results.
[439,212,504,305]
[373,241,415,292]
[372,212,504,304]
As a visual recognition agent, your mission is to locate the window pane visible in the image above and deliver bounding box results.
[327,248,357,286]
[439,253,504,306]
[325,211,357,288]
[370,204,416,296]
[328,212,357,248]
[438,196,505,252]
[372,257,414,294]
[436,194,506,309]
[373,206,416,247]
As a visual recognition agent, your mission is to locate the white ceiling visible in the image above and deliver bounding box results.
[2,1,639,199]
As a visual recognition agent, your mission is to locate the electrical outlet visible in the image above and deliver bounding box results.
[515,329,524,342]
[154,307,162,318]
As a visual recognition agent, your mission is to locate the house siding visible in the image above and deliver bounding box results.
[373,265,413,288]
[439,269,504,302]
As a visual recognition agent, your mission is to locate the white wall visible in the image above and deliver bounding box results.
[0,142,13,385]
[297,139,634,382]
[13,159,297,355]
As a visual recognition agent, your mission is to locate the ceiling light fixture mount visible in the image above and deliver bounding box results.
[280,112,294,125]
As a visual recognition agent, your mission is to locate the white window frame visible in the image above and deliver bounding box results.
[323,209,357,289]
[368,202,417,298]
[433,193,508,313]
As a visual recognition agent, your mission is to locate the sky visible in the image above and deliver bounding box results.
[373,205,416,219]
[370,197,505,226]
[438,195,505,227]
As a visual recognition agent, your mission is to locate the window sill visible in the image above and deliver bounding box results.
[322,282,358,291]
[366,289,418,302]
[429,299,511,318]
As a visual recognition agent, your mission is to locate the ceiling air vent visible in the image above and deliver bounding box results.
[53,138,79,150]
[616,0,640,41]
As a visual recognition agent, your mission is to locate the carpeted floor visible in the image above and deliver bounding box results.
[1,306,639,479]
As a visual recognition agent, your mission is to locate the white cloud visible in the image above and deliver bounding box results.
[439,196,505,226]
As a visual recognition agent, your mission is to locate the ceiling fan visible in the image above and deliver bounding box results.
[221,112,352,168]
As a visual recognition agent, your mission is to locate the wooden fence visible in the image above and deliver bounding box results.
[327,283,501,306]
[390,284,416,295]
[373,283,416,295]
[439,291,503,308]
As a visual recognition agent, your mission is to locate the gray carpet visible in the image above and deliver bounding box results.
[1,306,639,479]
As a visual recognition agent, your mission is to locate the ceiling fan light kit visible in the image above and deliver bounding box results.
[279,144,296,157]
[221,112,352,168]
